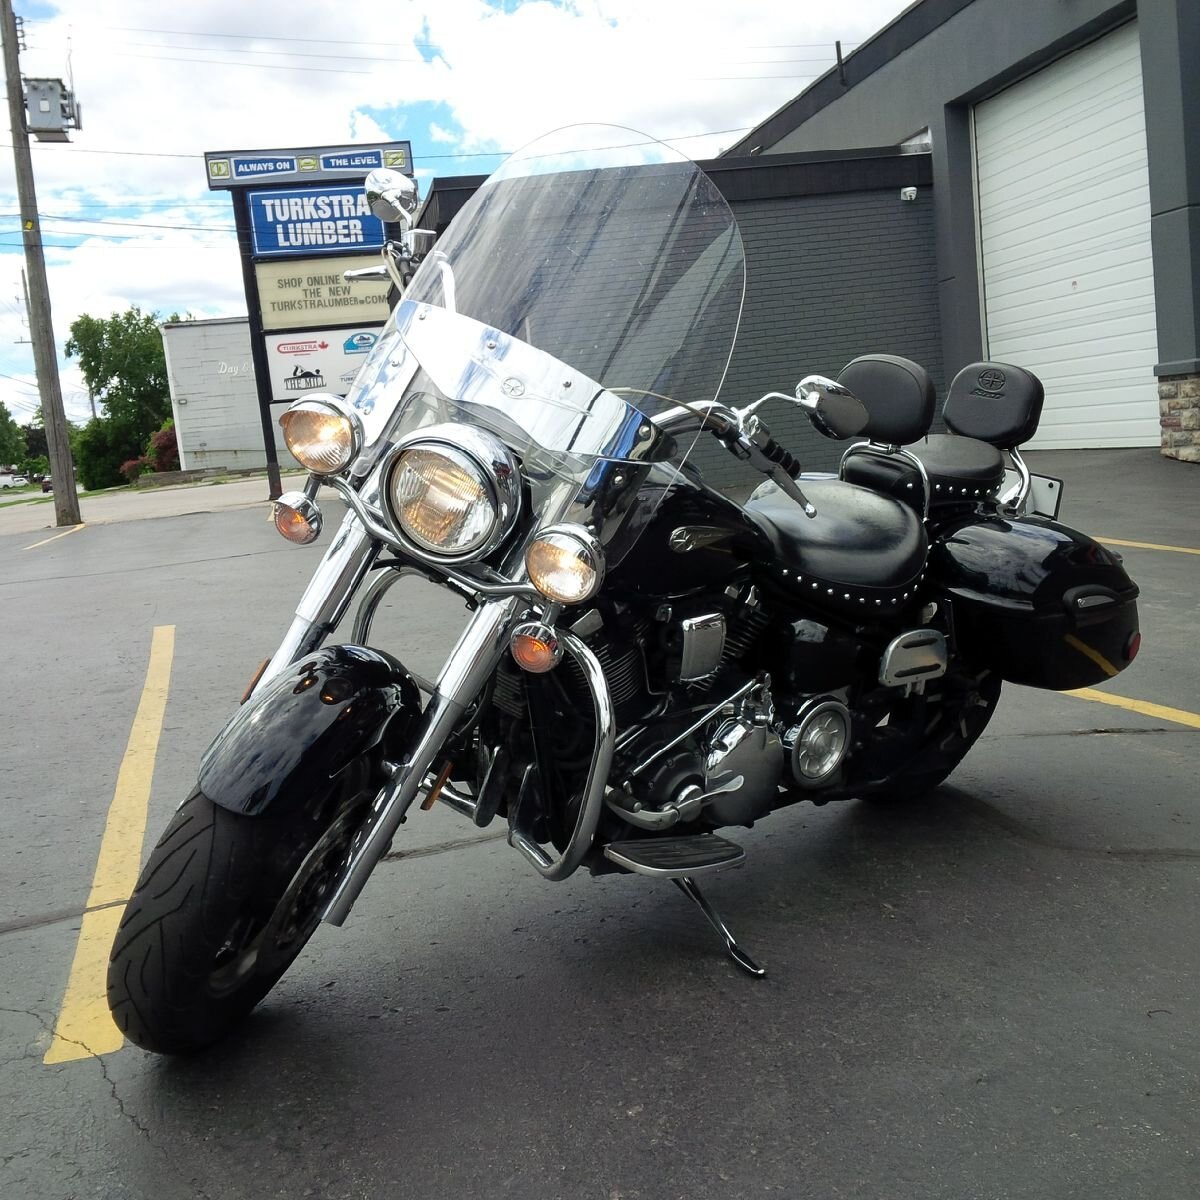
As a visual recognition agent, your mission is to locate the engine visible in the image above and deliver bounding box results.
[484,583,877,838]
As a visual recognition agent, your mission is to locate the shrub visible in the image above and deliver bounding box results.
[76,417,143,490]
[120,456,153,484]
[149,423,179,472]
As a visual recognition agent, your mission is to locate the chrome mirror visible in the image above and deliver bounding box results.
[796,375,869,440]
[364,168,419,224]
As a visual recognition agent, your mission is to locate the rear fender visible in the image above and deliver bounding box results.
[197,644,422,818]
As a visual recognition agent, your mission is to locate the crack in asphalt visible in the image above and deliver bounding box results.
[989,726,1190,738]
[382,829,507,863]
[0,1004,151,1138]
[1,544,300,588]
[0,830,506,941]
[1,1004,217,1200]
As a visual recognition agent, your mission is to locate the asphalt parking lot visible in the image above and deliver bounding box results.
[1,449,1197,1200]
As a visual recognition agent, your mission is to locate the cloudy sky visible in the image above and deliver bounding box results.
[0,0,912,425]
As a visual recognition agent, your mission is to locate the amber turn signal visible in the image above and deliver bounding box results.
[510,622,564,673]
[272,492,322,545]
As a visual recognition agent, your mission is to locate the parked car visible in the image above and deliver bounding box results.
[0,473,29,489]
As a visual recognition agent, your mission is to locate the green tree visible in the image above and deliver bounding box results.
[0,401,25,467]
[65,306,179,489]
[21,422,47,461]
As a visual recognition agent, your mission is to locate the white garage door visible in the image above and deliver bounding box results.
[974,21,1159,448]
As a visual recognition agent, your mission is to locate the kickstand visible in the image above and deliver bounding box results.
[673,876,766,978]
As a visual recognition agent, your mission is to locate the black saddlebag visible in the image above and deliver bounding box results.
[929,515,1140,690]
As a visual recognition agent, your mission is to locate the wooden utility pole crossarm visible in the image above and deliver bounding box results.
[1,0,81,525]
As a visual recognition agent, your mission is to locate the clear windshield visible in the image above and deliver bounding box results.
[397,125,745,462]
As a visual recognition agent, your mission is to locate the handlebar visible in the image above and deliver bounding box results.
[646,396,818,515]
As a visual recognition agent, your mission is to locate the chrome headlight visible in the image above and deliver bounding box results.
[525,524,604,605]
[279,396,363,475]
[385,425,520,560]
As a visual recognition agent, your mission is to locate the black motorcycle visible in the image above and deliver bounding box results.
[107,126,1140,1054]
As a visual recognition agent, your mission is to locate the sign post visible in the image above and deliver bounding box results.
[207,140,413,497]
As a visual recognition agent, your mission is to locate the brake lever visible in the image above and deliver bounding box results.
[733,416,818,517]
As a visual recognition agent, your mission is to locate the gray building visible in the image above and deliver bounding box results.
[726,0,1200,462]
[161,317,300,473]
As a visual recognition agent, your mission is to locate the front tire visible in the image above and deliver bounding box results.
[107,789,363,1054]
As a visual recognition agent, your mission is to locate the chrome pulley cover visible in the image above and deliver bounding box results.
[786,697,852,788]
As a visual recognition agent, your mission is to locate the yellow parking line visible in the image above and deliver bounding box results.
[1069,687,1200,731]
[24,523,85,550]
[1096,536,1200,557]
[44,625,175,1064]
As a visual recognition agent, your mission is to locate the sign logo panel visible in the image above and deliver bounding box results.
[320,149,384,172]
[254,254,392,331]
[265,328,381,401]
[249,185,387,257]
[234,155,298,181]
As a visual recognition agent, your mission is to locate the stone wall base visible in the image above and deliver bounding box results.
[1158,374,1200,463]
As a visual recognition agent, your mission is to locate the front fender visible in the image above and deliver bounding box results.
[198,644,422,818]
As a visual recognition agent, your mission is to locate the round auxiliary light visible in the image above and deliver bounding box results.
[389,443,497,557]
[525,524,605,606]
[273,492,323,545]
[279,397,362,475]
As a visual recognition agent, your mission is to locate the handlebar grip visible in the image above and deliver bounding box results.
[760,437,803,479]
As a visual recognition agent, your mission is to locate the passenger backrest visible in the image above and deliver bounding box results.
[944,362,1045,448]
[836,354,936,447]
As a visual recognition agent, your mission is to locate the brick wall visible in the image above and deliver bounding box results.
[692,186,944,492]
[1158,375,1200,463]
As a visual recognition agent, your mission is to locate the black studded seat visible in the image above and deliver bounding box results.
[744,479,928,607]
[910,433,1006,501]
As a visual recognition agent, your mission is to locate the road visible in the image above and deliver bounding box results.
[1,451,1197,1200]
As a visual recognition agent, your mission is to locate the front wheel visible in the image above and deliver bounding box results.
[107,790,363,1054]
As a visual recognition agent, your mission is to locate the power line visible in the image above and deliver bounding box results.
[111,46,828,81]
[113,36,838,68]
[112,50,379,76]
[0,367,38,390]
[41,22,856,53]
[0,123,757,163]
[40,212,236,233]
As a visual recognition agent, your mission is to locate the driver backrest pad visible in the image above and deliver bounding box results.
[836,354,936,447]
[943,361,1045,448]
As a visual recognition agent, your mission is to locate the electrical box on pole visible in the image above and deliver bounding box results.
[1,0,83,525]
[23,78,81,142]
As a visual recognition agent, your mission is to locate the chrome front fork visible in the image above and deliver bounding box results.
[253,511,381,696]
[251,508,616,924]
[323,593,523,925]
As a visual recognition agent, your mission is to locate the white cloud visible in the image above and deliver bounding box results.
[0,0,912,422]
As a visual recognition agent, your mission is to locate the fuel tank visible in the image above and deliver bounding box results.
[605,478,769,596]
[929,514,1140,690]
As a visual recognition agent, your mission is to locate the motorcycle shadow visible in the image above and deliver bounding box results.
[146,780,1029,1063]
[116,782,1108,1198]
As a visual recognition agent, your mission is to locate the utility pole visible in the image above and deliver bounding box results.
[2,0,81,525]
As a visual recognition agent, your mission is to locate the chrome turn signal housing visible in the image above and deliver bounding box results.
[279,396,363,475]
[273,492,323,544]
[525,524,604,606]
[510,622,564,673]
